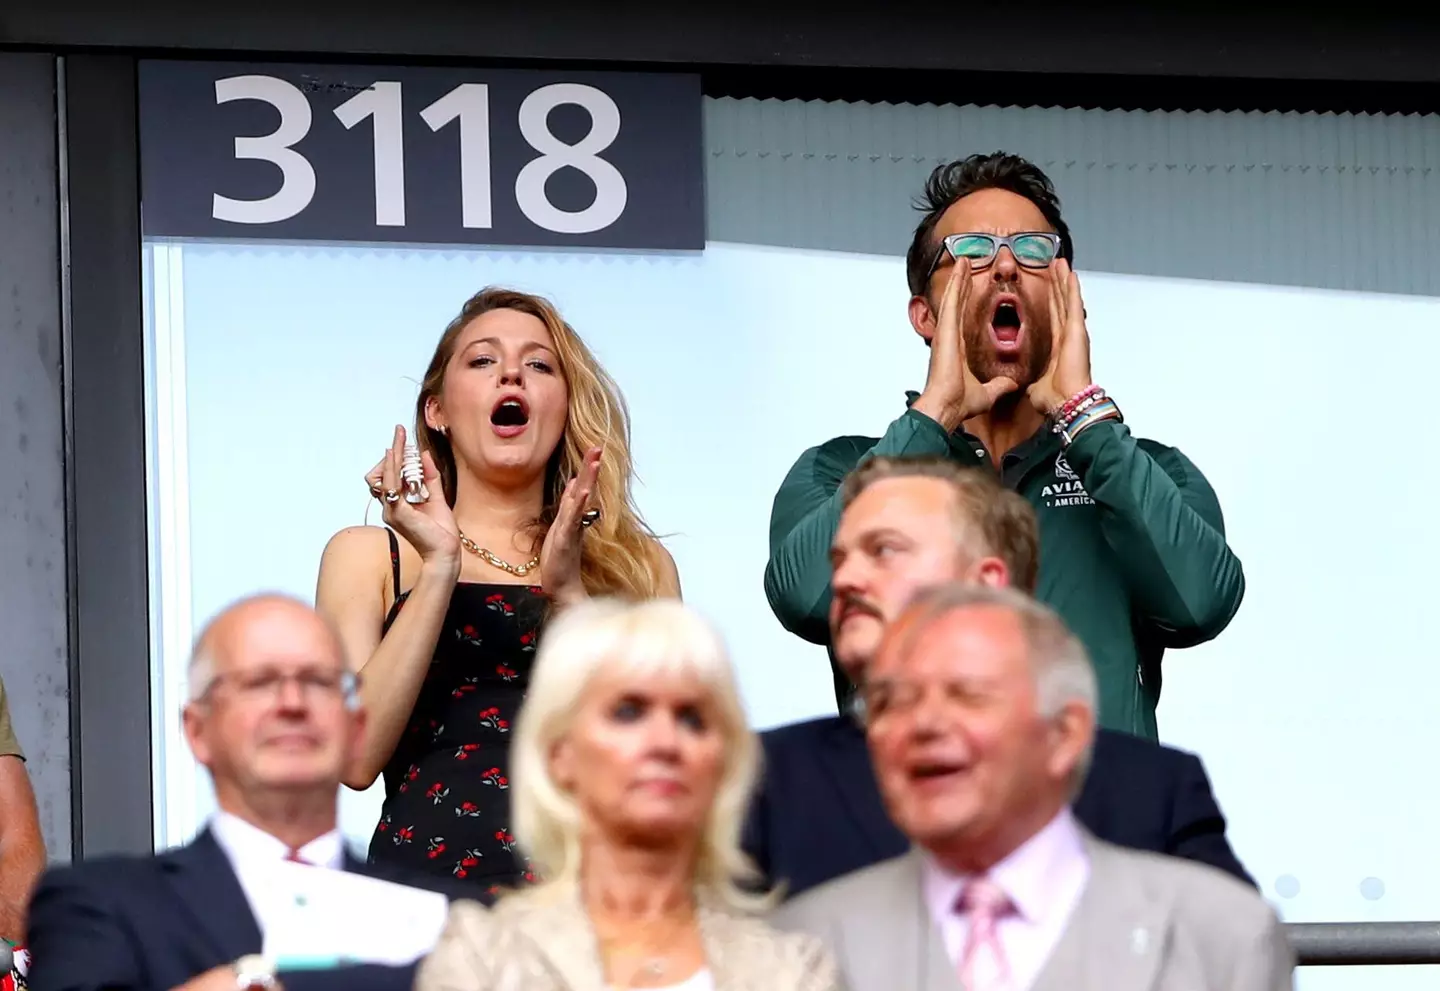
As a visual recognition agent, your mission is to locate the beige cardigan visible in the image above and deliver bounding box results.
[414,885,845,991]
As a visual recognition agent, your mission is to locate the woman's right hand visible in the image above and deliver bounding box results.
[365,425,461,569]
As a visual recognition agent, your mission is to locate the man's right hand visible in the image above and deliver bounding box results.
[910,257,1018,433]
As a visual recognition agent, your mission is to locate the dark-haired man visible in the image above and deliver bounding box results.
[764,152,1244,739]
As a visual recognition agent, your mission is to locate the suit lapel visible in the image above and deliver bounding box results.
[159,830,264,962]
[1033,833,1168,991]
[819,717,905,858]
[843,851,958,991]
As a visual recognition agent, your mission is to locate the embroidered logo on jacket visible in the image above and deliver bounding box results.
[1040,452,1095,508]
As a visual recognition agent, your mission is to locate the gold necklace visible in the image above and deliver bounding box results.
[457,531,539,577]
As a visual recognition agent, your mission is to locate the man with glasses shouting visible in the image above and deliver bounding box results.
[765,152,1244,740]
[28,595,473,991]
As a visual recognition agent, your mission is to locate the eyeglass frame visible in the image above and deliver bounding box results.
[193,667,360,705]
[920,231,1065,289]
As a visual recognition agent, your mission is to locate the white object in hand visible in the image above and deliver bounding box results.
[402,441,429,503]
[261,861,449,968]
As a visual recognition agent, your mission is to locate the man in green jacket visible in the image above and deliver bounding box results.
[764,151,1244,739]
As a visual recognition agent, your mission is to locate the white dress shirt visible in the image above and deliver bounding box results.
[920,807,1090,991]
[210,811,345,939]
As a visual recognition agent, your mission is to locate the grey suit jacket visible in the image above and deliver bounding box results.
[416,884,845,991]
[772,832,1293,991]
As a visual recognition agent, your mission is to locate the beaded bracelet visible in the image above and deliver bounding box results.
[1051,386,1123,446]
[1058,384,1103,419]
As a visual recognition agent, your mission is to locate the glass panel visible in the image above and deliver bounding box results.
[138,92,1440,991]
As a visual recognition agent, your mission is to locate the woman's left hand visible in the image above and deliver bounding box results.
[538,446,602,608]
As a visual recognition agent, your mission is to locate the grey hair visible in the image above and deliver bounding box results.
[890,582,1098,788]
[184,592,344,704]
[187,643,217,703]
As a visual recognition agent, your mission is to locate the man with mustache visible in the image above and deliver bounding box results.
[764,152,1244,739]
[744,456,1251,899]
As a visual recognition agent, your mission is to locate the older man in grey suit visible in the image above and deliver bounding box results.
[773,583,1292,991]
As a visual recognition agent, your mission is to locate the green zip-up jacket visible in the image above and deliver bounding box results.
[764,394,1245,739]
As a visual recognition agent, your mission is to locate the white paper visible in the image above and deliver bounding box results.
[258,861,451,968]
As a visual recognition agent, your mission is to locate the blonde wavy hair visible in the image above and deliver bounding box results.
[510,598,766,910]
[416,287,665,599]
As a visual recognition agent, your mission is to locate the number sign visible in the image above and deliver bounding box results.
[138,61,704,250]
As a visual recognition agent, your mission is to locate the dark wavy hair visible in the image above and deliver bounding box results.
[904,152,1075,297]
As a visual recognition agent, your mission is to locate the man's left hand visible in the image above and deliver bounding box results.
[1027,258,1094,415]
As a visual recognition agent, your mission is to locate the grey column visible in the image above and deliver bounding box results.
[0,53,69,861]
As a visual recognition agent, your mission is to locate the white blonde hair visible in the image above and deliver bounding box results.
[510,597,764,908]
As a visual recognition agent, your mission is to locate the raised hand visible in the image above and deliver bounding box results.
[538,446,602,608]
[911,258,1020,432]
[365,425,460,568]
[1027,258,1094,415]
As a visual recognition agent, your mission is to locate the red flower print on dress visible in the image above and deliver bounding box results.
[393,825,415,846]
[398,764,421,793]
[451,678,479,699]
[377,813,392,834]
[454,624,482,647]
[484,593,515,616]
[495,830,517,854]
[478,708,510,733]
[522,869,539,884]
[454,801,482,819]
[495,664,518,682]
[453,743,480,761]
[453,849,484,879]
[426,837,447,860]
[426,782,451,805]
[518,630,537,653]
[481,767,509,790]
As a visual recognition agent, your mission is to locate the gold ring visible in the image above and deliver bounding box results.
[580,509,601,529]
[384,490,400,504]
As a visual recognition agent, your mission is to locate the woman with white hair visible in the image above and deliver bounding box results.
[415,598,841,991]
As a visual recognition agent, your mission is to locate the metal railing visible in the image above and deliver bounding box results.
[1288,922,1440,967]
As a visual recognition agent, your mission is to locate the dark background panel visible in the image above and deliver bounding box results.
[3,2,1440,85]
[61,53,153,858]
[138,60,704,249]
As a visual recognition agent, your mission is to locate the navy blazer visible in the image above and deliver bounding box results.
[743,717,1253,900]
[26,828,487,991]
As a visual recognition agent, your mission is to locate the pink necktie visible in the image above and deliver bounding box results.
[957,877,1015,991]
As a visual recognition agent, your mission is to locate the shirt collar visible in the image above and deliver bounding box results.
[920,806,1088,925]
[210,810,346,871]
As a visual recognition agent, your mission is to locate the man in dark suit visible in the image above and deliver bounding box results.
[27,594,484,991]
[745,455,1251,899]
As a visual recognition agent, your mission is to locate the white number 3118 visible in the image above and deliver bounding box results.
[211,75,628,235]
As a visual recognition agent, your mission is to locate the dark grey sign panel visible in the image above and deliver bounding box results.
[139,61,704,250]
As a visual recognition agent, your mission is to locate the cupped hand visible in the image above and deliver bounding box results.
[1026,258,1094,415]
[911,258,1019,432]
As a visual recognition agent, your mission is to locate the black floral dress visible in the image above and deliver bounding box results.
[367,529,547,893]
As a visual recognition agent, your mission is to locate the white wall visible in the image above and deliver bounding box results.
[145,238,1440,989]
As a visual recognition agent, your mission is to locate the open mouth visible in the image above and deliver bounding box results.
[991,299,1022,347]
[490,396,530,429]
[909,761,967,783]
